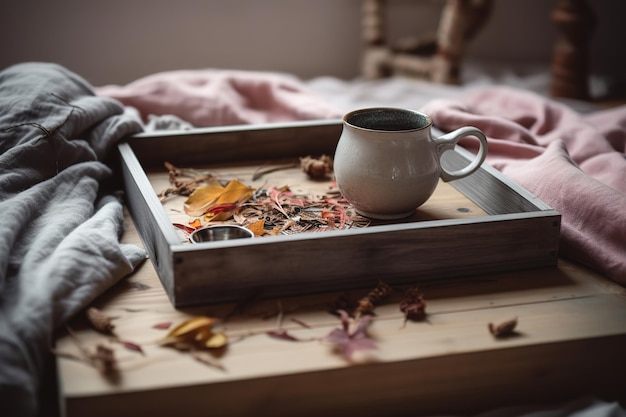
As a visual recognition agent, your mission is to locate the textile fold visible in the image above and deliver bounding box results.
[421,86,626,283]
[0,62,146,417]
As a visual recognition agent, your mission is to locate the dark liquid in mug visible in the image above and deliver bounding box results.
[346,108,430,131]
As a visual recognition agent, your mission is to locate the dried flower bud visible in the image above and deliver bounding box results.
[488,317,518,338]
[86,307,115,335]
[300,155,333,179]
[355,281,393,316]
[399,287,427,322]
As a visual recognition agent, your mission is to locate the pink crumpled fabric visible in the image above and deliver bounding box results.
[421,86,626,284]
[95,69,343,126]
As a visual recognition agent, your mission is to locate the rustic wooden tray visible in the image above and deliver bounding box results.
[118,120,561,307]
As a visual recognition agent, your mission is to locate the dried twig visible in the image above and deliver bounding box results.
[252,163,298,181]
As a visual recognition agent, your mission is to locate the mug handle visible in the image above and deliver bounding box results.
[434,126,488,182]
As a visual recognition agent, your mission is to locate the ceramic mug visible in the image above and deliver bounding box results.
[333,107,488,220]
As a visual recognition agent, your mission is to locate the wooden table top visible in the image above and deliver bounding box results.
[56,208,626,417]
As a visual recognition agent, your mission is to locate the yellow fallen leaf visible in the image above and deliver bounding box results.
[194,327,228,349]
[183,181,225,216]
[159,316,228,351]
[164,316,217,340]
[204,332,228,349]
[184,179,255,219]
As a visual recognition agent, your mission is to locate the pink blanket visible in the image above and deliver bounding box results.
[97,71,625,285]
[422,87,626,284]
[95,69,342,126]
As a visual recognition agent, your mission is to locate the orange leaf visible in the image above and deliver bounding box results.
[188,218,202,229]
[184,179,254,218]
[246,220,265,236]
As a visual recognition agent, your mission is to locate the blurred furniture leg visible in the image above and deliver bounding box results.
[550,0,596,100]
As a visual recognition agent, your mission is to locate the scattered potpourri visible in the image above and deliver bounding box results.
[159,316,228,351]
[159,160,371,239]
[399,286,427,323]
[323,309,377,360]
[488,317,519,338]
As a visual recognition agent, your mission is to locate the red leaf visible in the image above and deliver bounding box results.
[206,202,239,214]
[153,322,172,330]
[324,310,377,359]
[121,341,145,355]
[112,339,145,356]
[173,223,195,234]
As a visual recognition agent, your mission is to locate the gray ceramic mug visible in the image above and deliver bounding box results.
[333,107,488,219]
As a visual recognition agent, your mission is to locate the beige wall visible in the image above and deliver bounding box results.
[1,0,623,86]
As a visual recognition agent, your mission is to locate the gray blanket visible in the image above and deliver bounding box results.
[0,62,146,416]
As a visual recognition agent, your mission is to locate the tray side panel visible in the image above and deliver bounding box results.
[119,143,177,303]
[128,120,343,169]
[444,150,547,214]
[172,213,561,306]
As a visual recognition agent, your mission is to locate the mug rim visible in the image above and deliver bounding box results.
[343,107,432,133]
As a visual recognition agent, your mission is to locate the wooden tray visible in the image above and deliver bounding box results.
[118,120,561,307]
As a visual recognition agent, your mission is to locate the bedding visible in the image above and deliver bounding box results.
[0,63,146,417]
[98,68,626,285]
[1,61,624,416]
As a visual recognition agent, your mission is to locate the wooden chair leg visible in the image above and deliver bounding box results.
[550,0,596,100]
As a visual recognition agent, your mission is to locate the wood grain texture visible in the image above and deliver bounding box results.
[56,212,626,416]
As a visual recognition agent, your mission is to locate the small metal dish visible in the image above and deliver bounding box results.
[190,225,254,243]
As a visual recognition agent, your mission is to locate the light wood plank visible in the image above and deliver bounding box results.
[57,214,626,416]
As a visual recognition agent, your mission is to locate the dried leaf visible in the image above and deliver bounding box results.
[158,162,216,200]
[114,339,145,356]
[324,310,377,360]
[183,181,225,215]
[173,223,196,234]
[184,179,254,218]
[189,218,202,229]
[246,219,266,236]
[86,307,115,335]
[204,332,228,349]
[164,316,218,340]
[160,316,228,350]
[489,317,519,338]
[399,287,427,322]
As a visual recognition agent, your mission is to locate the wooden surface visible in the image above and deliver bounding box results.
[56,204,626,417]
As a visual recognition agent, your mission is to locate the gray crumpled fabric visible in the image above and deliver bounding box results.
[0,62,146,416]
